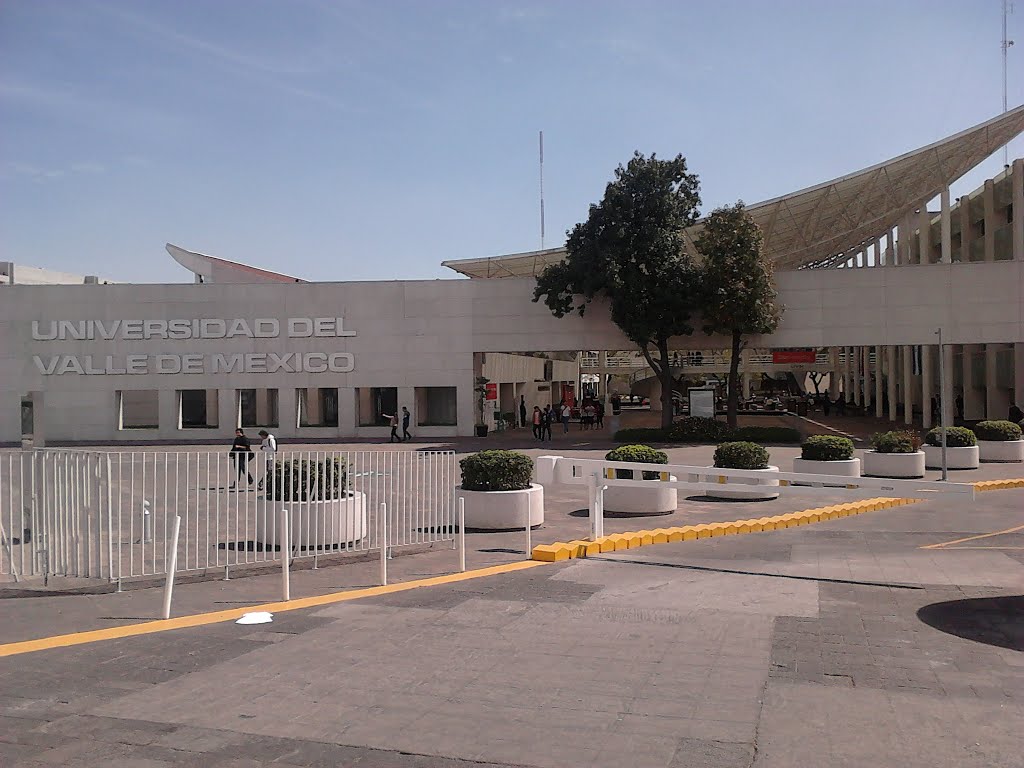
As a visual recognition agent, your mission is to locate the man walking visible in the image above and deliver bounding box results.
[519,395,527,429]
[228,429,254,490]
[401,406,412,441]
[257,429,277,490]
[532,406,542,439]
[542,405,553,441]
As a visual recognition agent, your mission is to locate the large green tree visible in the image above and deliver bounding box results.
[533,152,701,429]
[695,202,783,428]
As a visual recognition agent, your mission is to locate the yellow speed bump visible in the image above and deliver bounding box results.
[531,543,573,562]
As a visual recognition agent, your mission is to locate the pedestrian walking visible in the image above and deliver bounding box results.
[596,401,604,428]
[228,428,254,489]
[383,412,400,443]
[561,401,570,433]
[532,406,542,439]
[256,429,277,491]
[542,405,553,441]
[402,406,412,441]
[519,395,527,429]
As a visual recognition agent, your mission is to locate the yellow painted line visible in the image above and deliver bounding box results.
[919,524,1024,550]
[930,546,1024,550]
[0,560,546,659]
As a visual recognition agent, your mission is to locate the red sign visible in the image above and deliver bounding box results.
[485,382,498,400]
[772,350,817,364]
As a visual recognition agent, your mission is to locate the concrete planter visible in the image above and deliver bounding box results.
[792,457,861,486]
[977,440,1024,463]
[456,484,544,530]
[923,444,979,470]
[704,466,780,501]
[862,451,926,478]
[603,472,678,515]
[256,492,368,549]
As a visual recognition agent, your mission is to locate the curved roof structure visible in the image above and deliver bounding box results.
[167,243,306,283]
[443,106,1024,277]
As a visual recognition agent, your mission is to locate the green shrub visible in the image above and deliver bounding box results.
[800,435,854,461]
[612,427,669,442]
[972,420,1023,442]
[266,457,346,502]
[924,426,977,448]
[605,444,668,480]
[460,450,533,491]
[713,441,769,470]
[668,417,732,442]
[731,426,802,444]
[870,430,921,454]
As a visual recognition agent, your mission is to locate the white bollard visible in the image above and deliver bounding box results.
[141,499,152,543]
[589,471,600,540]
[458,497,466,572]
[161,515,182,620]
[379,502,388,586]
[596,481,606,539]
[280,506,290,601]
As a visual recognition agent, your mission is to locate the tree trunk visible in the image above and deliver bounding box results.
[727,330,742,429]
[639,340,675,430]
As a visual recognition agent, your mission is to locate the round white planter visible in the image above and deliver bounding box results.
[704,466,780,501]
[603,473,678,515]
[978,440,1024,463]
[456,484,544,530]
[923,444,979,470]
[862,451,926,478]
[256,492,368,549]
[792,457,861,486]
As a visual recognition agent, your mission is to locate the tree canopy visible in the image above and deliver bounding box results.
[533,152,701,427]
[695,201,782,427]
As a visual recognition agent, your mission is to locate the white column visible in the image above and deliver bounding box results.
[985,344,1009,421]
[829,348,840,399]
[921,345,933,429]
[1015,342,1024,409]
[902,345,914,424]
[157,389,180,439]
[886,346,898,422]
[862,346,872,409]
[218,389,236,432]
[940,186,952,263]
[277,387,297,435]
[1013,159,1024,261]
[886,227,896,266]
[841,347,850,402]
[983,179,995,262]
[919,204,932,264]
[959,193,972,262]
[852,346,861,406]
[874,345,884,418]
[940,343,954,427]
[962,344,985,420]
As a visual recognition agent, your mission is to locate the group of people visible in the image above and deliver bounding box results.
[228,428,277,490]
[523,397,606,441]
[383,407,412,443]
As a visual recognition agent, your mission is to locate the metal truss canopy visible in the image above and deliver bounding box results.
[442,106,1024,277]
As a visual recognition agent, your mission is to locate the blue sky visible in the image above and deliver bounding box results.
[1,0,1021,283]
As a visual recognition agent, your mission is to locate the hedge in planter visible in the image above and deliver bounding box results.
[714,441,769,470]
[669,417,732,442]
[973,420,1023,441]
[924,426,976,448]
[265,457,347,501]
[732,426,802,444]
[459,450,533,491]
[870,430,921,453]
[801,435,854,462]
[605,444,667,479]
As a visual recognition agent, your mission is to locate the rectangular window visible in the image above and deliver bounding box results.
[415,387,457,426]
[356,387,397,427]
[119,390,159,430]
[238,389,279,428]
[179,389,219,429]
[298,387,339,427]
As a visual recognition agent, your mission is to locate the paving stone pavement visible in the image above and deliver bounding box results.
[1,489,1022,767]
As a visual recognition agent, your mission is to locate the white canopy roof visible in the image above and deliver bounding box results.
[443,106,1024,277]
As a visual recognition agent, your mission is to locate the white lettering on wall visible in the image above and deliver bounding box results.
[29,317,358,375]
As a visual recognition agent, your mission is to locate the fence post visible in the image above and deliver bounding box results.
[160,515,182,620]
[524,496,532,559]
[595,472,606,539]
[379,502,388,586]
[458,496,466,572]
[280,506,290,601]
[588,471,598,540]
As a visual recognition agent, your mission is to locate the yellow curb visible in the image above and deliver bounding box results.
[694,524,713,539]
[532,543,573,562]
[650,530,670,544]
[0,560,548,659]
[680,527,698,541]
[568,540,602,557]
[707,523,727,537]
[666,528,686,543]
[597,536,618,553]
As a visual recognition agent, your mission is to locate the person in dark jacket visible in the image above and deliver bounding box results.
[402,406,412,441]
[229,429,254,489]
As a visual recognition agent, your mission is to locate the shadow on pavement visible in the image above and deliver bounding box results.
[917,595,1024,651]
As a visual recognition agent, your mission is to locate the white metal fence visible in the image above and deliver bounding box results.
[1,448,456,584]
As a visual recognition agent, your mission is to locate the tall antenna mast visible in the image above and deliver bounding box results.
[540,131,548,250]
[1002,0,1015,166]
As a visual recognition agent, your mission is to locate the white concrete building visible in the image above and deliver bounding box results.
[2,107,1023,445]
